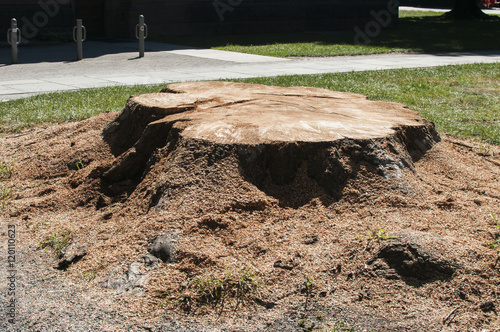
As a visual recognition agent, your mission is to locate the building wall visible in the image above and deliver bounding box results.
[2,0,398,40]
[106,0,398,38]
[1,0,75,39]
[74,0,105,37]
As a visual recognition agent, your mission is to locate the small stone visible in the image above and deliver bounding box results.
[303,235,318,245]
[332,264,342,274]
[105,254,159,293]
[57,243,89,270]
[254,298,276,309]
[148,233,175,263]
[274,260,294,271]
[480,301,495,313]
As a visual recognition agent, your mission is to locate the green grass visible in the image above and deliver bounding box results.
[0,184,13,209]
[0,63,498,144]
[367,227,398,240]
[39,229,71,258]
[0,160,14,209]
[193,267,259,305]
[0,85,165,132]
[165,11,500,57]
[0,161,13,179]
[81,270,98,280]
[157,267,260,312]
[490,212,500,263]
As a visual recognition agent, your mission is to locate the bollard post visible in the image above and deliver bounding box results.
[136,15,148,58]
[73,19,86,60]
[7,18,21,64]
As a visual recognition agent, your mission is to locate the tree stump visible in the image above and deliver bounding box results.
[101,81,440,206]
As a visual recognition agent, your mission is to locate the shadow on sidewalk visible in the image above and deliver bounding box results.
[0,40,194,66]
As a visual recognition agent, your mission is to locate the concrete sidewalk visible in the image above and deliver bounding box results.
[400,6,500,13]
[1,40,500,101]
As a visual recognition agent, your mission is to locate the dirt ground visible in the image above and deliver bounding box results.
[1,84,500,331]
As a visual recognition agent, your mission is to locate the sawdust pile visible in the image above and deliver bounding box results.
[1,82,499,331]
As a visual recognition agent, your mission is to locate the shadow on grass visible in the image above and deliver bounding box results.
[167,15,500,56]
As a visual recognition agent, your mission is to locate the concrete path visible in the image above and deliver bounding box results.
[1,40,500,101]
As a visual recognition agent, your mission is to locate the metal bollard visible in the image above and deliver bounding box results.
[135,15,148,58]
[73,19,86,61]
[7,18,21,64]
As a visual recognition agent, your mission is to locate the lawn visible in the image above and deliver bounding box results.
[166,10,500,57]
[1,63,498,144]
[0,85,164,132]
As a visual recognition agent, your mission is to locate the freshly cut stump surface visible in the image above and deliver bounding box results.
[102,81,439,200]
[111,81,429,144]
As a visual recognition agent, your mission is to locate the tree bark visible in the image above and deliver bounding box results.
[100,81,441,206]
[443,0,492,20]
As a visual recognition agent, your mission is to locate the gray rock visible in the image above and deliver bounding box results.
[367,232,461,282]
[106,254,159,293]
[57,243,90,270]
[148,233,176,263]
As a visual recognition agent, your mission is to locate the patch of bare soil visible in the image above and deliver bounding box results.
[1,82,499,331]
